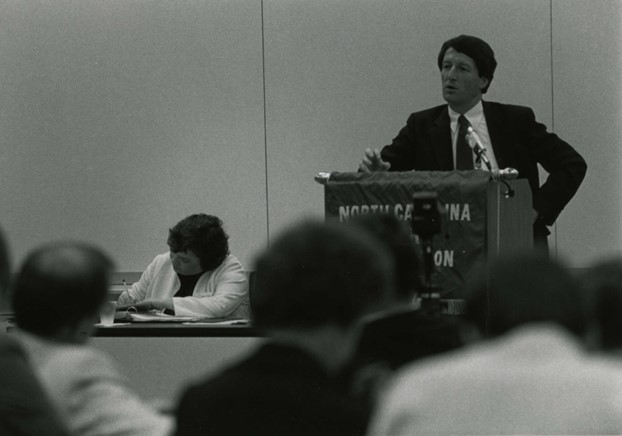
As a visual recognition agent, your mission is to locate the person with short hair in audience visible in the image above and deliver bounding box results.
[174,220,394,436]
[117,213,249,319]
[0,228,72,436]
[369,251,622,435]
[581,257,622,353]
[341,213,462,402]
[12,241,172,436]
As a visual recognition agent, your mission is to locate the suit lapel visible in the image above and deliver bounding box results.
[430,107,454,170]
[483,101,510,168]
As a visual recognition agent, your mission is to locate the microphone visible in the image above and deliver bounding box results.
[491,167,519,181]
[466,126,492,171]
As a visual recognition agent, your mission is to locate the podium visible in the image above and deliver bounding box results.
[318,170,533,305]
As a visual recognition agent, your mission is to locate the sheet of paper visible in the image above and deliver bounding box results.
[182,319,249,326]
[128,313,201,323]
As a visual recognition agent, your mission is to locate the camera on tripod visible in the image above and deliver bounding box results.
[411,192,442,241]
[411,192,444,314]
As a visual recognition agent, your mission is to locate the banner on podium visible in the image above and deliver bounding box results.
[323,170,491,300]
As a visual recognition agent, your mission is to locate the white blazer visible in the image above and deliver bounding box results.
[118,253,250,318]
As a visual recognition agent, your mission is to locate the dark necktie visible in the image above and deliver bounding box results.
[456,115,473,170]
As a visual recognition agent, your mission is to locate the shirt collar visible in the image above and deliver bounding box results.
[449,100,484,133]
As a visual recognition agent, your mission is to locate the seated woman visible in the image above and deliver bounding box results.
[117,214,250,319]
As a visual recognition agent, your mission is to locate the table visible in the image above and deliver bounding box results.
[94,322,261,337]
[92,322,264,401]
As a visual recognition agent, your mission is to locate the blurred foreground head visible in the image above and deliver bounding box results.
[463,251,590,339]
[581,257,622,351]
[348,213,421,302]
[252,220,394,331]
[13,241,114,340]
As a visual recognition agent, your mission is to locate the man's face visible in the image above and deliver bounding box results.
[440,47,488,112]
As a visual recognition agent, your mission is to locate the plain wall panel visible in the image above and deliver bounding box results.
[551,0,622,266]
[0,0,267,271]
[263,0,552,241]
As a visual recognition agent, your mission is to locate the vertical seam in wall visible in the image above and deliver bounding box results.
[261,0,270,246]
[550,0,555,134]
[549,0,558,257]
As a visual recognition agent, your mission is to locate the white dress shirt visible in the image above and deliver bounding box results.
[449,100,499,171]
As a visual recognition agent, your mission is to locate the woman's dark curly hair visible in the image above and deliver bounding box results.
[167,214,229,271]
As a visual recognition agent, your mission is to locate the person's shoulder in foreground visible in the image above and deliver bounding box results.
[176,341,369,436]
[174,219,395,436]
[12,240,172,436]
[0,334,72,436]
[368,251,622,435]
[0,225,72,436]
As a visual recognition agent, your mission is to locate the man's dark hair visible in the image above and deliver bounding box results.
[581,257,622,351]
[167,214,229,271]
[348,213,421,301]
[13,242,114,338]
[463,251,590,338]
[437,34,497,93]
[252,220,393,330]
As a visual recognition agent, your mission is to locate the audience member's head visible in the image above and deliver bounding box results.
[463,251,591,340]
[437,34,497,93]
[348,213,421,303]
[13,241,114,342]
[167,213,229,271]
[581,257,622,351]
[252,220,394,332]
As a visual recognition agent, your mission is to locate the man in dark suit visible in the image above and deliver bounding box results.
[174,220,394,436]
[359,35,587,247]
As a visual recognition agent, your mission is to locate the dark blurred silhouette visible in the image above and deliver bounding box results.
[580,257,622,352]
[0,227,71,436]
[341,214,463,404]
[369,251,622,435]
[175,220,394,436]
[12,241,171,436]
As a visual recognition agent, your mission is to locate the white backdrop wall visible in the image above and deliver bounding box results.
[0,0,619,274]
[551,0,622,265]
[0,1,267,272]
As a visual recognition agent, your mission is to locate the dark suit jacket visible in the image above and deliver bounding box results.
[352,308,463,371]
[338,308,464,406]
[380,101,587,228]
[175,343,369,436]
